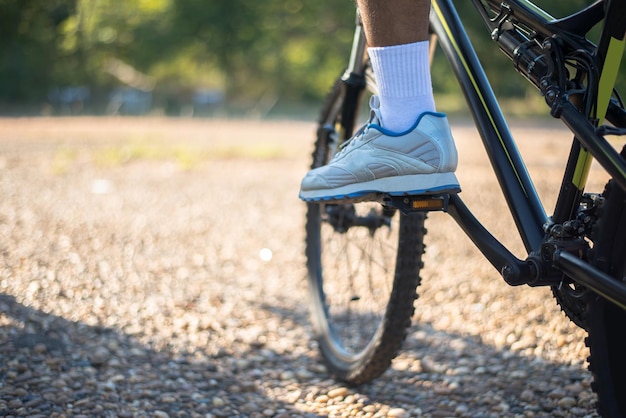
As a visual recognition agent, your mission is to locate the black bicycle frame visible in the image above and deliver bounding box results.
[429,0,626,308]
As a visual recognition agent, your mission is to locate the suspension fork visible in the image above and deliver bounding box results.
[339,10,368,141]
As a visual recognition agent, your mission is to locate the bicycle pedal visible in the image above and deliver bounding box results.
[382,194,451,213]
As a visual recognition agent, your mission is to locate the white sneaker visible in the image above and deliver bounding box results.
[299,96,460,202]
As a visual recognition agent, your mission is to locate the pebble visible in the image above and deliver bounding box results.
[212,397,226,407]
[33,343,47,354]
[387,407,408,417]
[89,347,111,366]
[557,397,577,408]
[328,387,349,399]
[520,389,534,401]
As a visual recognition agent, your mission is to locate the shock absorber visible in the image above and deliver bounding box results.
[493,27,551,89]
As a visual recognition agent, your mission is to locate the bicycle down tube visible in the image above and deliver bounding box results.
[430,0,546,277]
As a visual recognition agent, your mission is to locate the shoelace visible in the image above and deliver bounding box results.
[334,96,383,159]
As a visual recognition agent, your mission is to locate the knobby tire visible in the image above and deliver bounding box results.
[305,75,426,384]
[585,178,626,418]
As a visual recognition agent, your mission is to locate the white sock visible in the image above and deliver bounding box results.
[368,40,436,132]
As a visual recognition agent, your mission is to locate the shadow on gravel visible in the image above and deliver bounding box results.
[365,322,593,416]
[0,294,324,417]
[259,302,597,417]
[0,292,597,417]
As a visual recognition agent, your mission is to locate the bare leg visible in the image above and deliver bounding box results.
[356,0,430,47]
[355,0,435,131]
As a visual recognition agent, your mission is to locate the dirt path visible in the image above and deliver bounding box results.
[0,117,605,417]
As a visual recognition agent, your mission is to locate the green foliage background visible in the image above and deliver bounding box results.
[0,0,623,115]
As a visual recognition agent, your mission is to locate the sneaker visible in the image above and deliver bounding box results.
[299,96,460,202]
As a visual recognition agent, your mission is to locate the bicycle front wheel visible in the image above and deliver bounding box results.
[304,72,426,384]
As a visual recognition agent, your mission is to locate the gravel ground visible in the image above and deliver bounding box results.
[0,117,609,417]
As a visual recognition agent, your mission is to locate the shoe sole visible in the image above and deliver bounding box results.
[299,172,461,202]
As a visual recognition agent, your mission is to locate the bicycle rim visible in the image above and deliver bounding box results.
[304,72,425,384]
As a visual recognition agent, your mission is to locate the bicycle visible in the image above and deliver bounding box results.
[303,0,626,416]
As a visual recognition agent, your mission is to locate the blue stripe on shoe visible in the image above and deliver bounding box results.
[299,184,461,202]
[299,190,374,202]
[367,111,448,137]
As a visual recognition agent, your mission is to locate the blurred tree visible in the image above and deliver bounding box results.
[169,0,355,101]
[0,0,76,102]
[57,0,171,89]
[0,0,623,114]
